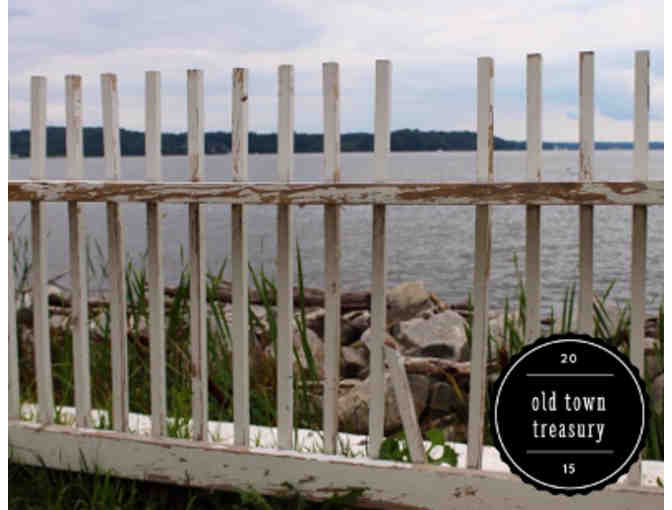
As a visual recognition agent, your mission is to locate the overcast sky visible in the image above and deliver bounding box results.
[8,0,664,141]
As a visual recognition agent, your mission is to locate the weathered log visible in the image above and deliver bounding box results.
[165,281,371,312]
[401,356,499,384]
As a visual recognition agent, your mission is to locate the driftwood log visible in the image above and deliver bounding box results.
[164,281,371,312]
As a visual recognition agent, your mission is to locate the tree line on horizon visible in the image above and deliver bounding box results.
[9,127,663,157]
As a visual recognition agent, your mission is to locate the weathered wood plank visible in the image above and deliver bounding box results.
[9,421,663,510]
[578,51,594,335]
[146,71,166,438]
[369,59,391,459]
[633,51,650,182]
[102,73,129,432]
[9,180,664,206]
[30,75,54,425]
[525,54,542,344]
[232,67,250,447]
[628,50,650,487]
[9,232,20,420]
[66,74,91,429]
[467,57,493,470]
[276,64,294,450]
[385,347,425,464]
[9,88,20,420]
[322,62,341,455]
[187,69,208,441]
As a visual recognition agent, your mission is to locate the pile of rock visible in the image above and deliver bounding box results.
[15,280,664,441]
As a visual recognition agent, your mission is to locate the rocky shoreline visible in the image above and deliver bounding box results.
[15,280,663,443]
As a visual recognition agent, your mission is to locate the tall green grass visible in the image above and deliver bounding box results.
[462,256,664,460]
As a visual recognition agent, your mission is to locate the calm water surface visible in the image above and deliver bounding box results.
[9,150,664,313]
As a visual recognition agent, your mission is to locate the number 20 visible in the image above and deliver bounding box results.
[561,353,577,364]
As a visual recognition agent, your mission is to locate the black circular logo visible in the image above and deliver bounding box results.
[490,333,649,496]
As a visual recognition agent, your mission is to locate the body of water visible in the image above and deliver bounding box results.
[9,150,664,314]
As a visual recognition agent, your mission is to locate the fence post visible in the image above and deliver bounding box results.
[467,57,493,470]
[578,51,594,334]
[369,59,390,459]
[322,62,341,455]
[30,75,54,425]
[276,64,295,450]
[146,71,167,438]
[232,67,250,447]
[525,54,542,344]
[187,69,208,441]
[627,49,650,486]
[66,74,91,428]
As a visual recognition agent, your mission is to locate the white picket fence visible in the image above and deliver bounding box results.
[8,52,664,509]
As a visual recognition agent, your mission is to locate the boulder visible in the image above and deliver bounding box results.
[341,345,368,378]
[49,313,69,331]
[428,381,461,414]
[342,310,371,345]
[16,307,33,328]
[488,310,522,347]
[393,310,468,361]
[303,308,371,346]
[386,281,433,324]
[47,284,68,307]
[359,328,401,351]
[337,372,430,435]
[293,327,324,379]
[304,308,325,337]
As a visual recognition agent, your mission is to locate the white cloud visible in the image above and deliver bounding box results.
[9,0,664,140]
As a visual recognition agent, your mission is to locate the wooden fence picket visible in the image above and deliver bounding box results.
[66,74,91,428]
[30,75,54,425]
[232,67,250,447]
[276,64,295,450]
[467,56,494,470]
[368,59,390,459]
[578,51,595,334]
[322,62,341,455]
[525,54,542,344]
[146,71,167,438]
[187,69,209,441]
[627,49,650,486]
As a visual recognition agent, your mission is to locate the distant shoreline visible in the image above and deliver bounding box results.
[9,147,665,160]
[9,127,663,158]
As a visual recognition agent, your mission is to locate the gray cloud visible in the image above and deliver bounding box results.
[8,0,664,141]
[8,7,32,17]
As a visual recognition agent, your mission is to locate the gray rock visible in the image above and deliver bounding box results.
[429,382,461,414]
[395,310,468,361]
[387,281,433,324]
[337,372,430,435]
[47,284,68,307]
[302,308,370,346]
[304,308,325,337]
[49,313,69,331]
[16,307,33,328]
[341,345,367,378]
[359,328,400,351]
[293,327,324,379]
[342,310,370,345]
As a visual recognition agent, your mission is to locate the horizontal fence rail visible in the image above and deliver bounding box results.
[8,50,663,509]
[7,180,664,205]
